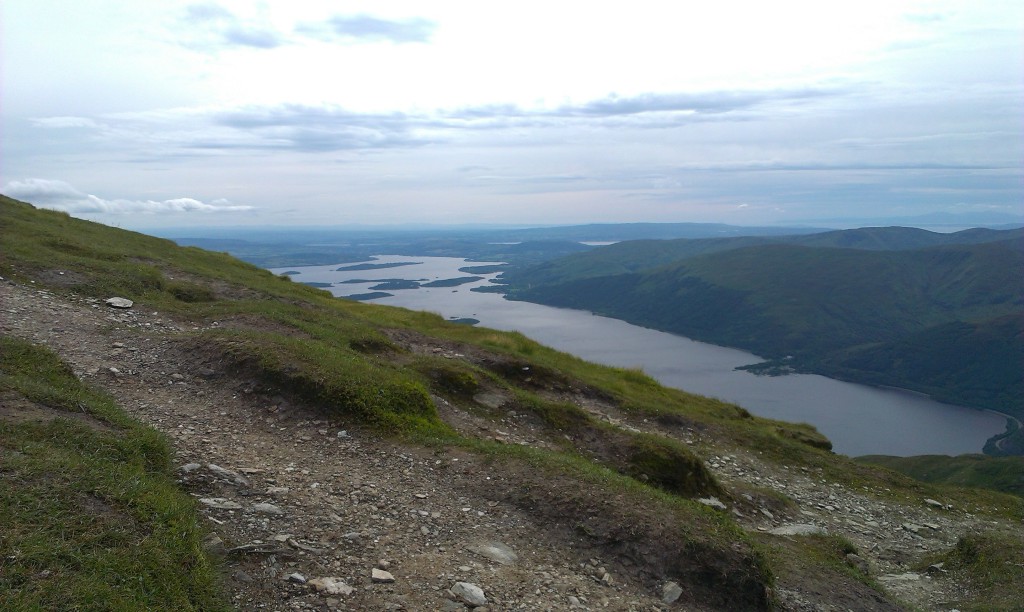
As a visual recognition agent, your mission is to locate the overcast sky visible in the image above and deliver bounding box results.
[2,0,1021,229]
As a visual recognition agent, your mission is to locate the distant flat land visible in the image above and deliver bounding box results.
[459,264,508,274]
[422,276,483,288]
[336,262,420,271]
[343,292,394,301]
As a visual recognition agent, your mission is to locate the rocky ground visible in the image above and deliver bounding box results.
[2,279,1013,611]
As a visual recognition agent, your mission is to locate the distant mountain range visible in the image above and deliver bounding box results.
[790,211,1024,229]
[162,222,829,268]
[504,227,1024,454]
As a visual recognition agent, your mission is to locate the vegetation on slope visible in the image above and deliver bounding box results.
[929,531,1024,611]
[0,336,228,611]
[857,454,1024,498]
[504,225,1024,288]
[4,195,1023,609]
[507,239,1024,427]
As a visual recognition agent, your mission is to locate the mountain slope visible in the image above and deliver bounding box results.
[509,240,1024,431]
[507,225,1024,288]
[3,195,1023,610]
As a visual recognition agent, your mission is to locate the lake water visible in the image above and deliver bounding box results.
[273,255,1008,457]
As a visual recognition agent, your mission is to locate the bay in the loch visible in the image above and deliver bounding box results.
[273,255,1008,457]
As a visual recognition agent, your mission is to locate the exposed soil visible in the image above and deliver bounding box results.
[2,278,1017,611]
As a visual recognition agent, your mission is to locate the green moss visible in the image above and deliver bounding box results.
[623,433,721,497]
[411,359,481,398]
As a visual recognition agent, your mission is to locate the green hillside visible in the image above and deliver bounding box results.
[4,194,1024,610]
[857,454,1024,498]
[505,226,1024,288]
[508,240,1024,432]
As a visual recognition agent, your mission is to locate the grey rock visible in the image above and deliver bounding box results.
[467,541,518,565]
[233,569,254,583]
[879,573,922,582]
[286,572,307,584]
[308,577,354,595]
[253,502,285,515]
[661,581,683,604]
[179,463,202,473]
[105,297,133,309]
[207,463,249,486]
[770,523,827,536]
[902,523,924,534]
[372,568,395,583]
[697,496,727,510]
[449,582,487,606]
[199,497,243,510]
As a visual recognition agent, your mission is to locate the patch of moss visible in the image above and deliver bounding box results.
[624,433,721,497]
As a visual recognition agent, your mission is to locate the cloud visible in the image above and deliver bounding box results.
[443,88,840,127]
[26,87,845,157]
[31,116,100,129]
[209,104,430,151]
[560,90,826,117]
[179,2,284,50]
[299,14,436,44]
[3,179,255,214]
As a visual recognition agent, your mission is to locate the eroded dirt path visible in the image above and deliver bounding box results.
[2,282,675,611]
[3,280,1015,611]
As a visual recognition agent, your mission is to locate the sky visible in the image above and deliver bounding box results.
[2,0,1022,229]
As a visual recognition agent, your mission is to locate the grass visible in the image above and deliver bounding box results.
[0,336,228,611]
[4,195,1023,609]
[927,531,1024,611]
[857,454,1024,498]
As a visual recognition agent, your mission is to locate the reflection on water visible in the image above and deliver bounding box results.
[273,256,1008,457]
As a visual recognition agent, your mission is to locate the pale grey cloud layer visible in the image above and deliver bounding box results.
[4,179,254,215]
[0,0,1021,228]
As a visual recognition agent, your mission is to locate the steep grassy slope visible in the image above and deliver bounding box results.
[4,195,1023,609]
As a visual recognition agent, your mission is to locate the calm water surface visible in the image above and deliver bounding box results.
[274,256,1008,457]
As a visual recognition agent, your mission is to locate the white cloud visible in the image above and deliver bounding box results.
[298,14,436,44]
[31,116,101,129]
[178,2,285,50]
[3,178,255,215]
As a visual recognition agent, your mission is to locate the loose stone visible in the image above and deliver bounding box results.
[253,502,285,515]
[308,577,354,595]
[661,581,683,604]
[372,568,396,583]
[449,582,487,607]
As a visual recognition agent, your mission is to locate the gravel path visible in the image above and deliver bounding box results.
[3,279,1014,611]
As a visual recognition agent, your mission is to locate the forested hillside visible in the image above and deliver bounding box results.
[507,235,1024,451]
